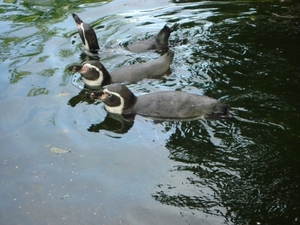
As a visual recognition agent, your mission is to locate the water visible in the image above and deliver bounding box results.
[0,0,300,225]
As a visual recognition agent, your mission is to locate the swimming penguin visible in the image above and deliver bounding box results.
[86,83,230,120]
[125,23,179,53]
[68,51,174,88]
[72,13,178,54]
[72,13,100,53]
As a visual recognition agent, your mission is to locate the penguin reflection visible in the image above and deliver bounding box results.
[68,89,92,108]
[88,113,134,135]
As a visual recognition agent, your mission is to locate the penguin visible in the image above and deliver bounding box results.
[68,51,174,88]
[86,83,230,120]
[124,23,179,53]
[71,13,179,53]
[72,13,100,53]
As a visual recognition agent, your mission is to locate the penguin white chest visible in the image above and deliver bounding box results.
[79,23,90,51]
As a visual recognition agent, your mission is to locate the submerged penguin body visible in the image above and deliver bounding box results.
[125,23,179,53]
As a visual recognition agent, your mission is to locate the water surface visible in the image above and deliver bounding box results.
[0,0,299,225]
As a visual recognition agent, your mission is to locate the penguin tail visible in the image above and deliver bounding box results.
[205,103,232,120]
[220,103,230,115]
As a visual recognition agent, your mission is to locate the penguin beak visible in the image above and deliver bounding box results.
[68,64,91,74]
[86,89,110,101]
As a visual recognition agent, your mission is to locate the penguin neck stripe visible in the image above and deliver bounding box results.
[104,90,124,114]
[80,23,89,50]
[82,63,103,86]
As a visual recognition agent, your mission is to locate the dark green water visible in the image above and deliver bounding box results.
[0,1,299,225]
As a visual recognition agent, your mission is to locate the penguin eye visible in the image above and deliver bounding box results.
[88,67,93,71]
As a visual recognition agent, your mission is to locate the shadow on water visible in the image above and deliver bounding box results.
[1,0,300,225]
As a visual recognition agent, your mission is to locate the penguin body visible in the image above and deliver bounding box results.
[72,13,100,53]
[72,13,178,53]
[110,51,174,82]
[87,84,230,120]
[69,52,174,88]
[125,23,179,53]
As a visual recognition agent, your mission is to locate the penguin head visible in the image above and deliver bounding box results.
[87,84,137,114]
[72,13,100,52]
[68,60,111,87]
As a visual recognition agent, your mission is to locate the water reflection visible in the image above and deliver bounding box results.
[68,89,91,107]
[150,118,300,225]
[88,113,134,134]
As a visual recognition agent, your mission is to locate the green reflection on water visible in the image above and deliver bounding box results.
[10,70,31,84]
[27,86,50,96]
